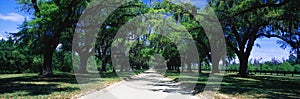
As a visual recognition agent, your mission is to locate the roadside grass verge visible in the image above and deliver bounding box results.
[163,71,300,98]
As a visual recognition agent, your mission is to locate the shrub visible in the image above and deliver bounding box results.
[262,64,273,71]
[278,62,294,72]
[294,64,300,72]
[248,64,259,71]
[226,64,239,71]
[32,56,43,72]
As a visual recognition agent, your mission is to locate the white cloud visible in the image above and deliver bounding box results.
[0,12,25,22]
[249,38,290,62]
[0,35,7,40]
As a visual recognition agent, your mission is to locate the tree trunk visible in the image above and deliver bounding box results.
[211,56,220,73]
[173,65,175,70]
[167,64,171,70]
[187,63,192,73]
[211,64,219,73]
[120,64,124,72]
[131,65,134,71]
[238,55,249,77]
[101,60,107,73]
[79,55,88,74]
[112,66,116,72]
[296,50,300,64]
[16,60,21,73]
[198,62,202,74]
[125,65,130,72]
[40,46,54,76]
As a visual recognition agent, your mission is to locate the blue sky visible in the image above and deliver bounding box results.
[0,0,29,39]
[0,0,290,62]
[250,38,290,62]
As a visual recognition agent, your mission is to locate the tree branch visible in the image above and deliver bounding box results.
[31,0,40,17]
[231,0,291,17]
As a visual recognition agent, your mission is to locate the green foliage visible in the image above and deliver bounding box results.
[248,64,259,71]
[53,51,73,72]
[211,0,295,76]
[31,56,43,72]
[226,64,239,71]
[294,64,300,72]
[0,37,31,73]
[261,64,275,71]
[1,0,295,76]
[277,62,294,72]
[286,54,297,65]
[226,62,299,73]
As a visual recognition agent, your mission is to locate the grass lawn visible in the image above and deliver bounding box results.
[0,69,145,98]
[164,71,300,99]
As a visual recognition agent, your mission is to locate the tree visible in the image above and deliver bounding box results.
[278,62,294,72]
[210,0,292,77]
[0,37,27,73]
[146,33,182,72]
[263,0,300,64]
[73,24,96,73]
[92,0,148,73]
[18,0,89,76]
[252,58,262,66]
[270,57,281,65]
[294,64,300,72]
[286,54,297,65]
[148,1,218,73]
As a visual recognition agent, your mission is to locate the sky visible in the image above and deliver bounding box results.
[249,38,290,62]
[0,0,29,40]
[0,0,290,62]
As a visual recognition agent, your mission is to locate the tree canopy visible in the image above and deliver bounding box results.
[0,0,298,78]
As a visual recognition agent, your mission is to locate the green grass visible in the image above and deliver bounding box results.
[0,70,146,98]
[164,71,300,99]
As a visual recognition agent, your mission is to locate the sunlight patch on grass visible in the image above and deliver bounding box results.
[14,81,51,85]
[0,73,37,79]
[0,73,122,98]
[233,77,260,82]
